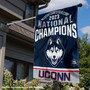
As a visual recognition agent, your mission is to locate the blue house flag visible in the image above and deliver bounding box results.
[33,6,79,83]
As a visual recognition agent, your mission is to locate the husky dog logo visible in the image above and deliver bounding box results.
[45,38,65,67]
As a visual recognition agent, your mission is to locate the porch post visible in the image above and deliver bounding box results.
[0,26,9,90]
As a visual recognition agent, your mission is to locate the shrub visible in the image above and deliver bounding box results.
[3,69,14,87]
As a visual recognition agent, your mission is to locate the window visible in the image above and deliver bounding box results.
[0,21,6,29]
[28,65,33,81]
[4,58,33,81]
[16,62,27,80]
[24,4,35,27]
[4,59,14,75]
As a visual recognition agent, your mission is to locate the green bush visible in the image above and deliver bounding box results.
[3,69,40,89]
[3,69,14,87]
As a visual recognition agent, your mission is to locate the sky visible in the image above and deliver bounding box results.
[39,0,90,40]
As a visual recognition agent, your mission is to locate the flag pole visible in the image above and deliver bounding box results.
[7,16,36,26]
[7,3,82,26]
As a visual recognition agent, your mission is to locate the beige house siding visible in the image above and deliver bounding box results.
[0,0,25,19]
[6,36,34,63]
[9,23,34,40]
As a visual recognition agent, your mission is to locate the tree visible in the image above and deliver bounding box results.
[78,34,90,90]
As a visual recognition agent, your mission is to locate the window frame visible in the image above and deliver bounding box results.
[4,57,33,80]
[23,4,35,27]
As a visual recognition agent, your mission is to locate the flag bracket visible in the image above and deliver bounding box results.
[77,3,82,7]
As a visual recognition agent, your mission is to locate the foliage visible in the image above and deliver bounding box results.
[24,81,32,87]
[43,84,51,90]
[3,69,40,89]
[31,78,41,87]
[78,35,90,59]
[43,82,68,90]
[52,81,68,90]
[78,34,90,89]
[13,79,27,87]
[3,69,14,87]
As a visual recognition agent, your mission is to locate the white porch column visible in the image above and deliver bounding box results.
[0,26,8,90]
